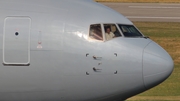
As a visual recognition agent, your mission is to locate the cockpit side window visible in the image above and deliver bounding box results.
[118,24,143,37]
[104,24,121,41]
[89,24,103,41]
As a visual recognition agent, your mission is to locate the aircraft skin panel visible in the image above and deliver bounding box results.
[0,0,174,101]
[3,17,31,66]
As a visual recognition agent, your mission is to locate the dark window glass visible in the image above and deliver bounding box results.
[89,24,103,41]
[118,24,143,37]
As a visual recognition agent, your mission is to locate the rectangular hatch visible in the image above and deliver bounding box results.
[3,17,31,66]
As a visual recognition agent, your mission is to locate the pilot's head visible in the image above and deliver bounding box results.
[106,28,111,34]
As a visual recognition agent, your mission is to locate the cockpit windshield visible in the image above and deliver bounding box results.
[118,24,143,37]
[88,24,144,42]
[89,24,103,41]
[104,24,121,41]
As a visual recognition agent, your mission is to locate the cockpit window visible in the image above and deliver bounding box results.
[104,24,121,41]
[118,24,143,37]
[89,24,103,41]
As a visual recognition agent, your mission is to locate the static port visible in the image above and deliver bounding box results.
[15,32,19,36]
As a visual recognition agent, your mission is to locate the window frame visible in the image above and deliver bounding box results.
[88,23,145,42]
[88,23,105,42]
[117,23,144,38]
[102,23,124,41]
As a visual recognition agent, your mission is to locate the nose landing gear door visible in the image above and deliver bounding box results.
[3,17,31,66]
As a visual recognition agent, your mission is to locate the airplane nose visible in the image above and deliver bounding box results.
[143,42,174,89]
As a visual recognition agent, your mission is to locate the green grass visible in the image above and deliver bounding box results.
[127,22,180,101]
[138,66,180,96]
[134,22,180,65]
[134,22,180,38]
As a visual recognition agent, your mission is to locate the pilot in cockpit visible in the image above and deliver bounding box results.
[105,27,114,40]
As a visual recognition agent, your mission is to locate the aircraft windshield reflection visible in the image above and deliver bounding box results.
[89,23,144,42]
[118,24,143,37]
